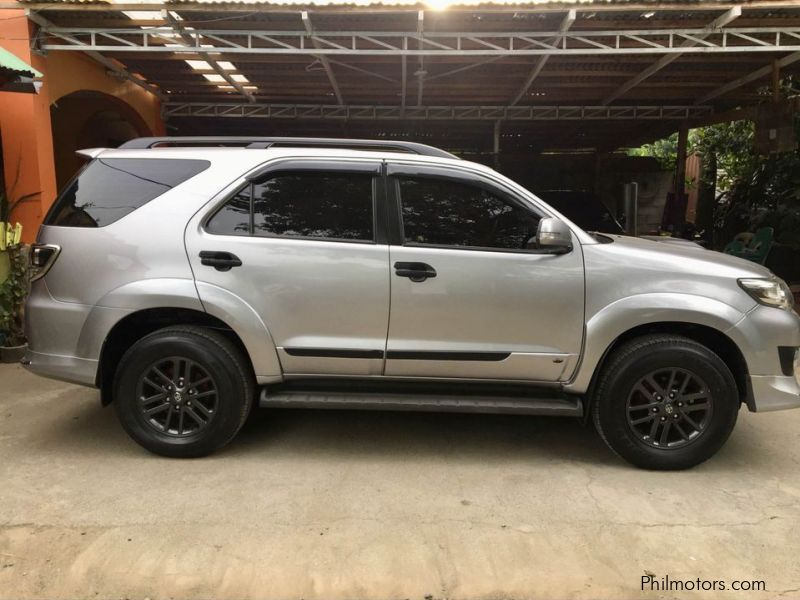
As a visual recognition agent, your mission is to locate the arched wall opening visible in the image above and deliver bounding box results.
[50,90,153,190]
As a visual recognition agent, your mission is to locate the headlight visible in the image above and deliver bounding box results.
[738,277,794,310]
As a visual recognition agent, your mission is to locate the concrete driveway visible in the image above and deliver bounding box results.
[1,362,799,600]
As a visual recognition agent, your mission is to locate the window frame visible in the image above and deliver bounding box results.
[203,159,386,245]
[385,162,554,255]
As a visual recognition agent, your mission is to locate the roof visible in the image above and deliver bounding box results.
[9,0,800,152]
[0,47,43,79]
[10,0,800,8]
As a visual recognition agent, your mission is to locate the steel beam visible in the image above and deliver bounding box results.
[602,6,742,104]
[7,2,797,13]
[164,102,713,121]
[302,11,343,104]
[38,26,800,56]
[162,10,254,102]
[696,50,800,103]
[27,10,165,100]
[510,9,575,106]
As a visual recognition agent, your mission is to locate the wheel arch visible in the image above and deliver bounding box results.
[578,321,750,410]
[565,293,751,407]
[96,307,256,406]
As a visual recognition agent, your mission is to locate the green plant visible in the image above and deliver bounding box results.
[629,106,800,250]
[0,194,27,347]
[0,243,26,346]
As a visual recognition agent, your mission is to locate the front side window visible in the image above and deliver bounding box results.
[46,158,210,227]
[396,176,540,250]
[207,171,375,242]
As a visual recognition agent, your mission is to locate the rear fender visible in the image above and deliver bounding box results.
[194,281,283,382]
[79,278,282,382]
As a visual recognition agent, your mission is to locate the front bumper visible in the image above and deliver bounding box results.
[747,374,800,412]
[730,305,800,412]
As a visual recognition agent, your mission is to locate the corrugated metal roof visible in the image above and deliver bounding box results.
[10,0,774,7]
[0,47,42,78]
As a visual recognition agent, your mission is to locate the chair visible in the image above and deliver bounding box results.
[724,228,774,265]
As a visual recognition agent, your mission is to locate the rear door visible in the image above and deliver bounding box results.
[186,158,390,376]
[384,162,585,382]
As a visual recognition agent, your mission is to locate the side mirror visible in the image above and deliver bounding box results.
[536,217,573,253]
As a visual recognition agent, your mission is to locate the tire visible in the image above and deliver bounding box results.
[113,325,254,458]
[592,335,739,470]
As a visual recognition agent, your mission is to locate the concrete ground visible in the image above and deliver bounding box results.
[1,362,799,600]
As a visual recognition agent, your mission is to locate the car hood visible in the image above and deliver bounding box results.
[638,234,704,249]
[597,234,774,279]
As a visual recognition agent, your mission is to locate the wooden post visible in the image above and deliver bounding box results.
[492,120,501,169]
[772,59,781,103]
[675,122,689,198]
[668,121,690,232]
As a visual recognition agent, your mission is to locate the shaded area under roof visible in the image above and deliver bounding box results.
[6,0,800,152]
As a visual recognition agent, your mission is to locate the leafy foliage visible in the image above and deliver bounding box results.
[0,194,27,347]
[0,243,27,346]
[629,105,800,251]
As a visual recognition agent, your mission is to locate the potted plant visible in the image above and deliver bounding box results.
[0,208,27,363]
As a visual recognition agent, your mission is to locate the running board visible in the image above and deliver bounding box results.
[258,389,583,417]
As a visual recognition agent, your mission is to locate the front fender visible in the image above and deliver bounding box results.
[564,293,747,394]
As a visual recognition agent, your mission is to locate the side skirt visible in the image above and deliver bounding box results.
[258,379,583,417]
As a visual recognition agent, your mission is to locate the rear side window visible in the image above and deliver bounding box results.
[46,158,210,227]
[207,171,375,242]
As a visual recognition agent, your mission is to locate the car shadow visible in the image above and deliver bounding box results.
[30,390,765,471]
[227,406,619,467]
[28,388,618,466]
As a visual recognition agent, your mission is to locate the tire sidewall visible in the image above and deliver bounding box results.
[596,341,739,470]
[114,330,248,457]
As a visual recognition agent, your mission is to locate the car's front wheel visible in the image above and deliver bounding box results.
[113,325,253,457]
[592,335,739,470]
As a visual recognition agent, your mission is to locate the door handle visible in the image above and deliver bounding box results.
[200,250,242,272]
[394,261,437,282]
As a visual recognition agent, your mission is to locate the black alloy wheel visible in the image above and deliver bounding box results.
[626,368,713,449]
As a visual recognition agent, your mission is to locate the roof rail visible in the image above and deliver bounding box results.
[118,136,459,160]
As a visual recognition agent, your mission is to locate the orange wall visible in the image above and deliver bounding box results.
[0,9,164,242]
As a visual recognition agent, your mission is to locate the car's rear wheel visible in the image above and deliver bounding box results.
[592,335,739,470]
[113,326,253,457]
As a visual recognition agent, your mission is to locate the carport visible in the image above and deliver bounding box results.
[19,0,800,148]
[2,0,800,233]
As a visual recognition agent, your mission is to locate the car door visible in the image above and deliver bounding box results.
[384,161,585,382]
[186,158,390,377]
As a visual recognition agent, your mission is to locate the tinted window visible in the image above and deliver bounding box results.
[206,186,251,236]
[397,176,540,250]
[207,171,375,242]
[47,158,210,227]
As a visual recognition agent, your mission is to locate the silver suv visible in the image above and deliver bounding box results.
[23,137,800,469]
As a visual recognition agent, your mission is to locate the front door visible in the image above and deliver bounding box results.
[384,162,585,382]
[186,158,390,377]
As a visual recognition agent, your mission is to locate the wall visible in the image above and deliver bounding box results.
[498,152,673,234]
[0,9,164,242]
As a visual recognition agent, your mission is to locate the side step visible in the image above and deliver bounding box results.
[259,389,583,417]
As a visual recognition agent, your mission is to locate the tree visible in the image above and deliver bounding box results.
[629,108,800,252]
